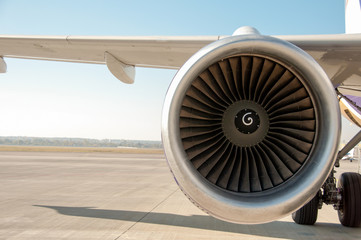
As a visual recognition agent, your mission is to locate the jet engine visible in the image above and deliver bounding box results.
[162,32,340,224]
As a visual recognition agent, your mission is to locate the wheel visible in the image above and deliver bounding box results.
[338,172,361,227]
[292,192,319,225]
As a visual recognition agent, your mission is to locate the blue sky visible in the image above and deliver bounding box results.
[0,0,357,142]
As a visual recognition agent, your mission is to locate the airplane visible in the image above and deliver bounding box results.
[1,0,361,228]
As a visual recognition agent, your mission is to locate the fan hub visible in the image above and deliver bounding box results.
[235,108,260,134]
[222,100,269,148]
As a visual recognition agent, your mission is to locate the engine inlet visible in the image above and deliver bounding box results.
[179,55,316,193]
[162,33,340,224]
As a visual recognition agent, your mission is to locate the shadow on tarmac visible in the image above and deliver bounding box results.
[34,205,360,239]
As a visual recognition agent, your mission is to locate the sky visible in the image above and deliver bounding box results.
[0,0,359,142]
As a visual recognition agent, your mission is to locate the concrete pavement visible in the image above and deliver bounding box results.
[0,151,360,239]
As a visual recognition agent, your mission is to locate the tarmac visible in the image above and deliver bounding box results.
[0,151,361,240]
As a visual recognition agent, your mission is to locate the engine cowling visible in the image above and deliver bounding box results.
[161,33,340,224]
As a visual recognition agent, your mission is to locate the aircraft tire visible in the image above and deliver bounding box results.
[338,172,361,227]
[292,193,319,225]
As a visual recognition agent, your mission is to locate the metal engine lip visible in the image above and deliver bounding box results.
[161,34,340,224]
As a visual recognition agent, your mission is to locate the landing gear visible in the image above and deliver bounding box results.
[292,128,361,227]
[337,172,361,227]
[292,171,361,227]
[292,192,320,225]
[335,129,361,227]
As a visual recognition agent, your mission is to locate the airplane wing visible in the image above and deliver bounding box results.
[280,34,361,98]
[0,35,219,69]
[1,34,361,94]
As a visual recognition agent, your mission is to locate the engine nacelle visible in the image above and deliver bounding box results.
[161,33,340,224]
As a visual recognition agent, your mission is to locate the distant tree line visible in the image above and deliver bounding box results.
[0,136,162,149]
